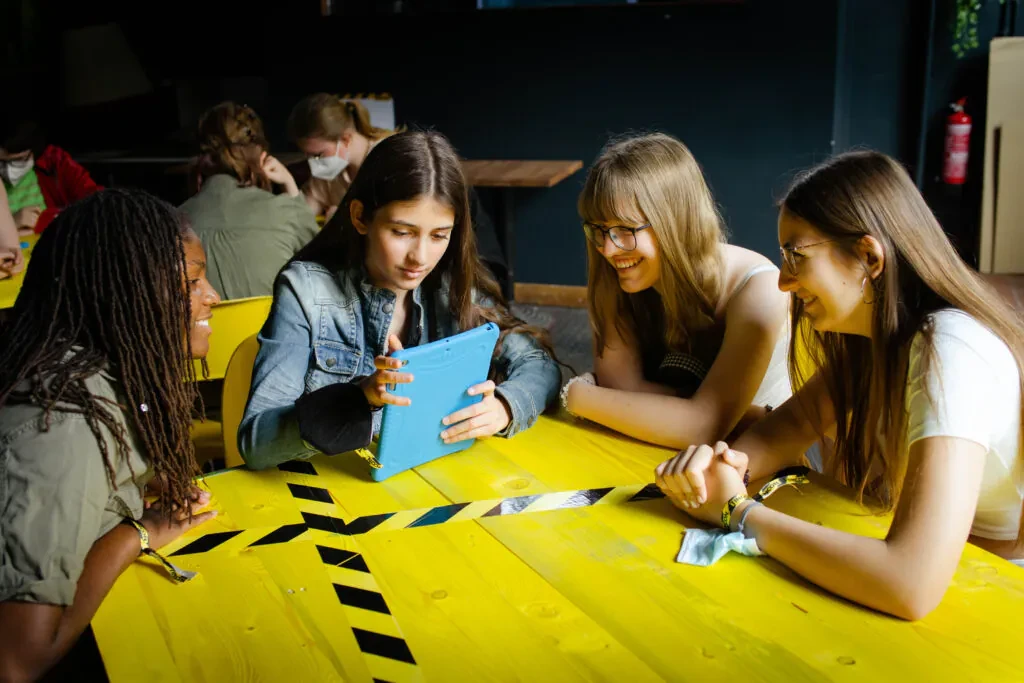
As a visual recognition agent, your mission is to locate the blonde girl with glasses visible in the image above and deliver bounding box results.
[562,133,793,450]
[656,150,1024,619]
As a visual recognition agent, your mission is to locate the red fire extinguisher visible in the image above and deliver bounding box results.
[943,98,972,185]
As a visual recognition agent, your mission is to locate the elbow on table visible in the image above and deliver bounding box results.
[888,588,945,622]
[237,422,283,471]
[878,575,948,621]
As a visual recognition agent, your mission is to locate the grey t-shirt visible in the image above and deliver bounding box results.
[0,369,151,605]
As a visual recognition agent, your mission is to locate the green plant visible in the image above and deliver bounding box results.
[953,0,1014,58]
[953,0,982,57]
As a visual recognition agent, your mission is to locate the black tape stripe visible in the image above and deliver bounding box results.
[557,487,613,509]
[302,511,394,536]
[316,545,371,573]
[483,494,541,517]
[288,482,333,504]
[170,530,243,556]
[334,584,391,614]
[317,545,359,566]
[341,554,371,572]
[407,502,469,528]
[352,628,416,664]
[628,484,666,502]
[248,523,308,547]
[303,511,349,534]
[277,460,318,475]
[372,679,393,683]
[345,513,394,535]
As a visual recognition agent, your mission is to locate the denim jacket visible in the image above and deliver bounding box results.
[239,260,561,470]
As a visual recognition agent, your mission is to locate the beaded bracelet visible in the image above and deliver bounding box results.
[559,372,596,417]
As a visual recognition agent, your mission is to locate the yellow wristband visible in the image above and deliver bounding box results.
[721,494,752,530]
[123,518,197,584]
[753,466,810,502]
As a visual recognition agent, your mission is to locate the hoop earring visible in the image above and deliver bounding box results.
[861,276,877,305]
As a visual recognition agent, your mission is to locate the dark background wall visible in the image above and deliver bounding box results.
[7,0,1015,284]
[271,1,839,285]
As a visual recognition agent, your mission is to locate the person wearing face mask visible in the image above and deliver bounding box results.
[286,94,395,222]
[0,118,102,235]
[287,94,509,292]
[239,131,560,470]
[180,102,319,301]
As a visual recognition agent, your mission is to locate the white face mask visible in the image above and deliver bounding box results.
[307,140,348,181]
[1,156,34,186]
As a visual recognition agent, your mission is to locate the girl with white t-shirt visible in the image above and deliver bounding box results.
[654,150,1024,620]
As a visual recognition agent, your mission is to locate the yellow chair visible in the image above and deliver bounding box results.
[0,234,39,310]
[221,334,261,468]
[193,296,272,381]
[190,297,271,466]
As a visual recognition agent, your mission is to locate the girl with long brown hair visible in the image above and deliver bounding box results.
[240,130,559,469]
[182,101,318,300]
[657,150,1024,619]
[562,133,793,450]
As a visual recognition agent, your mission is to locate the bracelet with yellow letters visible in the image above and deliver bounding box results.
[122,517,197,583]
[720,465,810,529]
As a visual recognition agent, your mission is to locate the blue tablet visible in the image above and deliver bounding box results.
[372,322,500,481]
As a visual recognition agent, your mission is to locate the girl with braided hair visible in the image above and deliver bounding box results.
[181,101,319,300]
[0,188,221,679]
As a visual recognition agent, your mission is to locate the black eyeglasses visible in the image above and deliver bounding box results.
[583,222,651,251]
[779,239,837,273]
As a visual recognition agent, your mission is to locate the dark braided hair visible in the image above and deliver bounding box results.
[0,188,201,516]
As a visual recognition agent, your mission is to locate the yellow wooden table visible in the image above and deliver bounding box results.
[93,416,1024,682]
[0,234,39,310]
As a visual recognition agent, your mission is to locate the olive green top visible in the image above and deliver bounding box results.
[181,174,319,300]
[0,368,151,605]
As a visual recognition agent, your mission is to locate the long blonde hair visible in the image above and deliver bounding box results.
[286,94,394,144]
[579,133,725,363]
[784,151,1024,536]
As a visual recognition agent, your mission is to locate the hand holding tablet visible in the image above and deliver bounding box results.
[371,323,501,481]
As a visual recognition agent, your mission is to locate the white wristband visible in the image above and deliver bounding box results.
[560,372,596,417]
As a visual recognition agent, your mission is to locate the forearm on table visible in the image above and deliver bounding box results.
[0,525,140,681]
[731,401,822,480]
[568,383,727,449]
[593,362,677,397]
[624,379,677,396]
[740,503,931,620]
[239,403,313,469]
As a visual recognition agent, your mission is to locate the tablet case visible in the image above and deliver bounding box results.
[373,322,500,481]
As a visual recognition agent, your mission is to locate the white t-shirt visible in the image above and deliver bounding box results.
[905,309,1022,540]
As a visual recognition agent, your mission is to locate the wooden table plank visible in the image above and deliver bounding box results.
[461,160,584,188]
[356,524,663,682]
[83,153,584,189]
[93,417,1024,681]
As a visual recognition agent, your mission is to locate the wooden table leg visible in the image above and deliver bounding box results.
[496,188,515,302]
